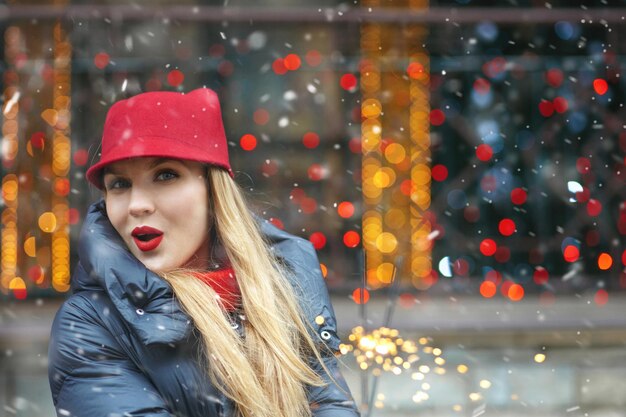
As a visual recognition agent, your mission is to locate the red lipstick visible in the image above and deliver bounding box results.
[131,226,164,252]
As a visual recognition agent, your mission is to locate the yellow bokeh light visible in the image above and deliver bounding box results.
[385,208,406,229]
[534,353,546,363]
[480,379,492,389]
[24,236,36,257]
[411,256,431,276]
[384,143,406,164]
[2,178,18,202]
[411,163,431,185]
[376,232,398,254]
[469,392,482,401]
[38,212,57,233]
[362,98,382,119]
[373,170,390,188]
[457,364,469,374]
[41,108,58,126]
[376,262,395,284]
[9,277,25,290]
[52,280,70,292]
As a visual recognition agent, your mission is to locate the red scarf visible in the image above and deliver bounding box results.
[193,267,241,312]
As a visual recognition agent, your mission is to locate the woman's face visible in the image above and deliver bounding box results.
[103,157,211,272]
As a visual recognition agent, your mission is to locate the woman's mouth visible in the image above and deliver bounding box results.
[131,226,164,252]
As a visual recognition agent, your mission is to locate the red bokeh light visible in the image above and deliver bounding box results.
[553,96,568,113]
[301,197,318,214]
[463,206,480,223]
[533,267,549,285]
[305,50,322,67]
[480,239,497,256]
[407,62,426,80]
[476,144,493,161]
[307,164,325,181]
[576,157,591,174]
[12,287,27,300]
[309,232,327,250]
[495,246,511,263]
[485,270,502,285]
[545,68,564,87]
[343,231,361,248]
[593,78,608,95]
[253,108,270,125]
[167,70,185,87]
[349,138,361,153]
[453,258,470,276]
[511,188,527,205]
[73,149,89,166]
[498,218,516,236]
[53,178,70,197]
[585,229,600,247]
[94,52,110,69]
[431,164,448,182]
[240,134,257,151]
[272,58,288,75]
[284,54,301,70]
[594,289,608,306]
[269,217,284,230]
[28,265,44,283]
[473,78,491,95]
[430,109,446,126]
[261,160,279,177]
[30,132,45,149]
[400,179,413,196]
[302,132,320,149]
[586,199,602,216]
[340,74,358,91]
[68,208,80,225]
[538,99,555,117]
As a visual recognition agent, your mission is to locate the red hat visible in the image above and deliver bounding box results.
[86,88,233,189]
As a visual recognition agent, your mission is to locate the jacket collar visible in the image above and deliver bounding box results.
[74,200,191,345]
[73,199,339,350]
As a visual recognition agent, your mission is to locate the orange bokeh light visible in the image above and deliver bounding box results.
[352,288,370,304]
[563,245,580,262]
[337,201,355,218]
[480,281,497,298]
[284,54,301,70]
[508,284,525,301]
[597,253,613,270]
[320,263,328,278]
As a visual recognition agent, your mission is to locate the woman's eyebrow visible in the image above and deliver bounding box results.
[103,168,120,176]
[149,158,176,169]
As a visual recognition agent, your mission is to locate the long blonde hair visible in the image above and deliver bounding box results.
[158,168,331,417]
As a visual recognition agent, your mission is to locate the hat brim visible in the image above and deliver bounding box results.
[86,135,234,190]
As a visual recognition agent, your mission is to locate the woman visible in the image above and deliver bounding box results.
[47,88,360,417]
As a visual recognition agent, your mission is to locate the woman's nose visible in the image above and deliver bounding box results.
[128,187,155,216]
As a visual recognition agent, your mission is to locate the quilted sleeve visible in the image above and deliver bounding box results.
[48,295,173,417]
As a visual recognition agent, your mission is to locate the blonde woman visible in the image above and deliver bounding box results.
[47,88,360,417]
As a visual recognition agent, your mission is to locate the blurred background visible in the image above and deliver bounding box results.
[0,0,625,416]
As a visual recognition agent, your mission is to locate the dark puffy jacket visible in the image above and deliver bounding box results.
[48,201,360,417]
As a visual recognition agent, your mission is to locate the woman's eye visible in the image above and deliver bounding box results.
[106,178,130,190]
[156,170,179,181]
